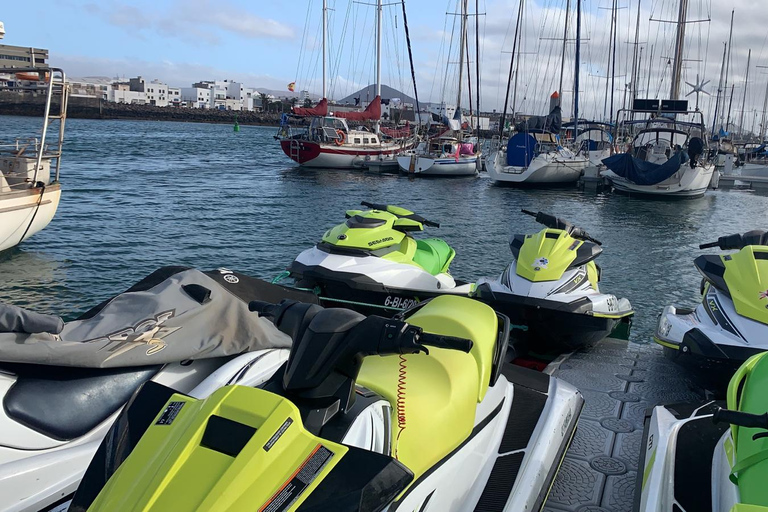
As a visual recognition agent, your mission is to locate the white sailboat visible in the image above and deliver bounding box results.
[487,0,588,185]
[397,0,479,177]
[0,56,67,253]
[600,0,715,198]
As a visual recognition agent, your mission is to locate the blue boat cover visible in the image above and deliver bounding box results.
[507,133,537,167]
[602,151,689,185]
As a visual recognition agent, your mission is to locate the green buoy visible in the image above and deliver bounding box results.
[234,116,240,132]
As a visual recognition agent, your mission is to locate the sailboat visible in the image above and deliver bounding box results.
[487,0,589,185]
[600,0,715,198]
[396,0,480,177]
[277,0,412,169]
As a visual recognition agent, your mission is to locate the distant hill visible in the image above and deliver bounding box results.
[337,84,417,106]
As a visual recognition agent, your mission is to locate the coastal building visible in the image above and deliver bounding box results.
[108,87,147,104]
[129,77,168,107]
[0,44,47,68]
[180,87,210,108]
[168,87,181,106]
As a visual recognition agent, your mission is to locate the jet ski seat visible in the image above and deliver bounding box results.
[413,238,455,275]
[357,296,498,481]
[1,363,161,441]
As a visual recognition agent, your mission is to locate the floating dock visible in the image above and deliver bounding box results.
[544,338,704,512]
[718,174,768,191]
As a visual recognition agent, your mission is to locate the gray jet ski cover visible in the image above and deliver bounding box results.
[0,267,316,368]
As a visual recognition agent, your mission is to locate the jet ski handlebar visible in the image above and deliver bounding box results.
[713,407,768,439]
[360,201,440,228]
[699,230,768,250]
[249,299,473,355]
[521,210,602,246]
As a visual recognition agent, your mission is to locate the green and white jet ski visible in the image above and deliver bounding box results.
[286,201,471,314]
[473,210,634,350]
[68,295,583,512]
[637,351,768,512]
[655,230,768,364]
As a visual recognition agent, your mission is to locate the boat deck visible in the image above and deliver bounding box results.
[544,338,704,512]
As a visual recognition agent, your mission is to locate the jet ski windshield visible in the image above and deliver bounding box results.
[700,230,768,250]
[521,209,603,245]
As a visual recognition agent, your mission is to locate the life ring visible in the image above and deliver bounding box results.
[334,130,346,146]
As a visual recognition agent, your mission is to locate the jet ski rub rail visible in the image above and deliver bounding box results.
[545,338,703,512]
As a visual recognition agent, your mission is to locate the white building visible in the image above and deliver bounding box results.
[128,76,169,106]
[180,87,210,108]
[168,87,181,106]
[108,89,146,104]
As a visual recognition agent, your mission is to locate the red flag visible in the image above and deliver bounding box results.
[287,82,296,92]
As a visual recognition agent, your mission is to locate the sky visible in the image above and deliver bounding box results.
[3,0,768,130]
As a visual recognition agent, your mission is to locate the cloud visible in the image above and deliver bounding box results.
[83,0,295,45]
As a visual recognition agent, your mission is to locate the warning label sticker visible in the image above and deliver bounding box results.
[258,444,334,512]
[155,401,185,425]
[264,417,293,452]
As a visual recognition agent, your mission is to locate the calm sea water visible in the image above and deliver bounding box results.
[2,115,767,342]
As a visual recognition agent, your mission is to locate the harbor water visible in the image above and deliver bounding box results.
[2,115,767,343]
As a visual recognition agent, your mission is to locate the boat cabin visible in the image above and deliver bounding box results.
[306,116,382,147]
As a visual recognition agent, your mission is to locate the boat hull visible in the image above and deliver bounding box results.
[602,164,715,198]
[487,151,587,185]
[397,155,479,176]
[279,139,403,169]
[0,183,61,252]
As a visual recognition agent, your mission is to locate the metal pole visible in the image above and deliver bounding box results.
[646,44,653,98]
[738,48,751,139]
[574,0,581,136]
[322,0,327,99]
[375,0,382,133]
[726,84,735,132]
[630,0,641,99]
[475,0,481,139]
[456,0,467,114]
[712,42,727,138]
[759,66,768,142]
[609,0,618,123]
[603,0,614,119]
[722,10,734,127]
[499,0,524,137]
[670,0,688,99]
[558,0,571,108]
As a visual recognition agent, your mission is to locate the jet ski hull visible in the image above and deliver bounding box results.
[655,284,768,365]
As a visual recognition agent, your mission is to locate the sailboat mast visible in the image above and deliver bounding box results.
[457,0,468,113]
[603,0,616,120]
[760,66,768,142]
[499,0,525,137]
[630,0,641,99]
[712,42,727,138]
[721,10,734,127]
[375,0,382,133]
[322,0,327,99]
[475,0,481,138]
[609,0,618,123]
[738,48,751,139]
[574,0,581,135]
[670,0,688,99]
[558,0,571,107]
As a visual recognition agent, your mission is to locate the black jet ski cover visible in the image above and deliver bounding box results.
[0,267,317,368]
[602,150,688,185]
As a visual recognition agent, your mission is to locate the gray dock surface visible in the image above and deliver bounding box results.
[545,338,704,512]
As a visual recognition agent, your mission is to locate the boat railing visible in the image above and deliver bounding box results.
[0,65,69,184]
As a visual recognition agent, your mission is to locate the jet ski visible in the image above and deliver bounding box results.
[0,266,316,512]
[69,295,584,512]
[473,210,634,351]
[655,230,768,364]
[287,201,472,315]
[637,351,768,512]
